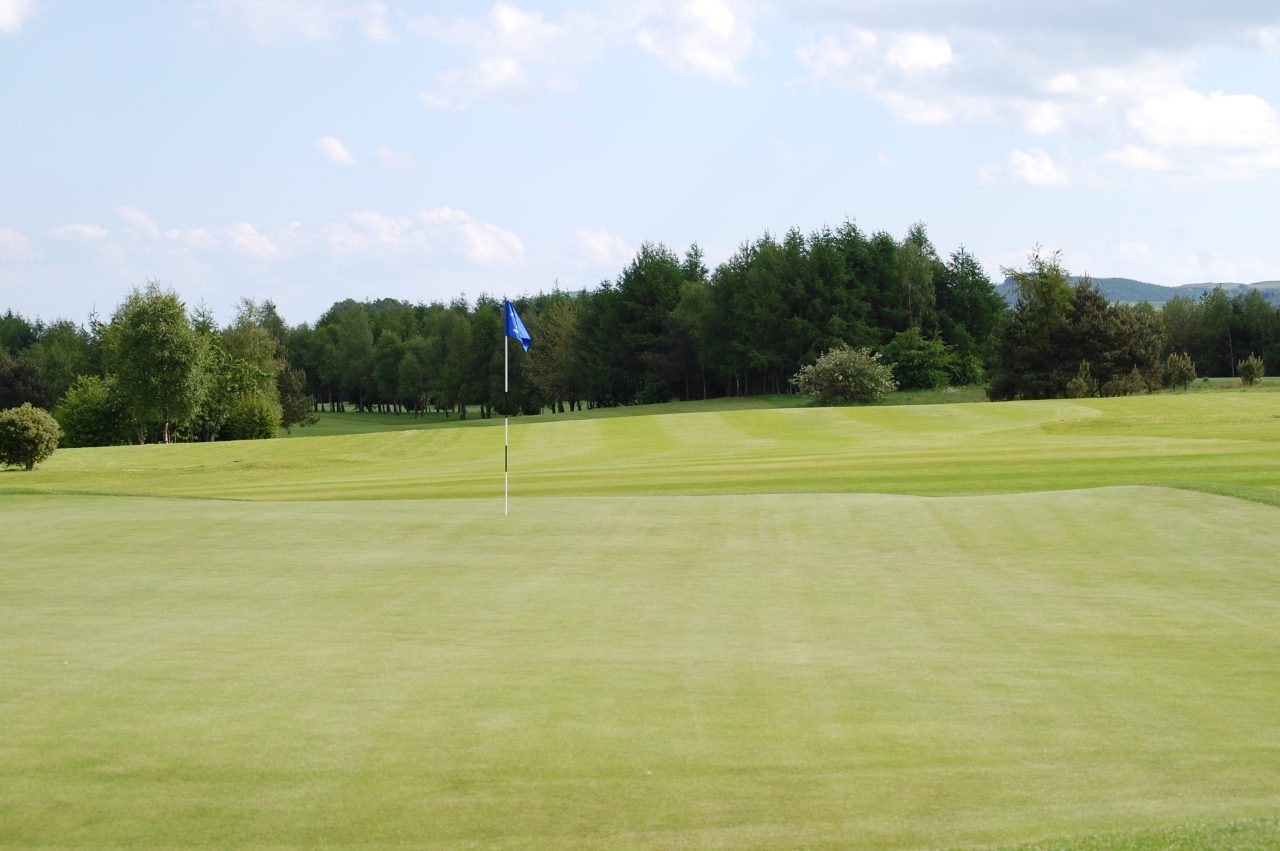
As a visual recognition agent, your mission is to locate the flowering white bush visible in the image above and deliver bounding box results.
[791,346,897,405]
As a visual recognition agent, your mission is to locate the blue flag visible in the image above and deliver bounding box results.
[504,299,531,352]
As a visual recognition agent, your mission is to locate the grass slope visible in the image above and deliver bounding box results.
[2,390,1279,848]
[13,390,1280,507]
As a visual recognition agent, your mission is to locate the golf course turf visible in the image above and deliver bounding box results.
[1,388,1277,848]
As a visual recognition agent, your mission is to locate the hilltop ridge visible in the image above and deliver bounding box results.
[997,276,1280,305]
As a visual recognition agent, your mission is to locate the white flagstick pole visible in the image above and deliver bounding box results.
[504,317,509,516]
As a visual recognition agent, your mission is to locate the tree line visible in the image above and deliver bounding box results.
[2,221,1277,447]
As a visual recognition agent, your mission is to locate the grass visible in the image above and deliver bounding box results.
[2,386,1279,848]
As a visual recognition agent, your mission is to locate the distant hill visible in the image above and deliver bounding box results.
[996,276,1280,306]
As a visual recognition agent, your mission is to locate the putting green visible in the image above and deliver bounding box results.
[1,393,1278,848]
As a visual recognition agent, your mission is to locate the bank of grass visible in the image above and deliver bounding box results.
[16,388,1280,507]
[2,386,1279,848]
[282,386,989,438]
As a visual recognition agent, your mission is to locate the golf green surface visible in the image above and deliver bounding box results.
[2,391,1278,848]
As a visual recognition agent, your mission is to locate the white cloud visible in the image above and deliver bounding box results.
[458,218,525,266]
[374,144,418,171]
[326,210,418,255]
[1007,149,1071,188]
[52,223,109,241]
[417,1,760,110]
[226,222,281,259]
[165,228,219,249]
[117,206,160,239]
[0,227,30,256]
[574,227,633,268]
[1128,89,1280,151]
[798,28,964,124]
[634,0,759,83]
[209,0,392,43]
[0,0,34,35]
[1044,72,1082,94]
[325,208,524,267]
[793,10,1280,179]
[1098,145,1172,171]
[886,33,952,72]
[416,2,593,109]
[317,135,357,165]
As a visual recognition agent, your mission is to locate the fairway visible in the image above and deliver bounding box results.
[2,393,1279,848]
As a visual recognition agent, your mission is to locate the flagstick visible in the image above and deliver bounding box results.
[504,326,509,516]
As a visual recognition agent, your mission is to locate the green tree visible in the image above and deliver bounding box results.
[526,294,581,412]
[935,246,1005,366]
[277,366,316,431]
[1161,352,1196,391]
[108,283,204,443]
[27,320,92,404]
[899,222,938,330]
[987,249,1075,400]
[0,403,62,470]
[0,349,53,409]
[791,346,897,405]
[55,375,128,447]
[1238,353,1265,386]
[0,310,38,355]
[881,327,953,390]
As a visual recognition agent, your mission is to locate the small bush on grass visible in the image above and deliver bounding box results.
[1162,352,1197,391]
[792,346,897,405]
[220,394,283,441]
[0,403,62,470]
[1238,354,1265,387]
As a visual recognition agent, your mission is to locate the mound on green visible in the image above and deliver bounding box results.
[1,392,1278,848]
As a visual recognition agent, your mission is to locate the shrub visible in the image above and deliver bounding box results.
[881,328,952,390]
[1238,353,1265,387]
[1161,352,1196,391]
[1065,361,1097,398]
[0,403,62,470]
[791,346,897,405]
[55,375,129,447]
[947,352,985,387]
[219,393,282,441]
[1099,367,1145,398]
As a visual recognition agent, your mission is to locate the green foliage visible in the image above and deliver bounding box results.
[277,366,317,431]
[0,347,53,409]
[899,221,938,329]
[882,327,953,390]
[108,282,204,443]
[791,345,897,405]
[1238,353,1265,386]
[1065,361,1097,398]
[990,256,1165,400]
[0,402,62,470]
[1099,366,1145,397]
[526,295,582,411]
[220,393,283,440]
[55,374,128,447]
[947,351,985,387]
[1161,352,1196,391]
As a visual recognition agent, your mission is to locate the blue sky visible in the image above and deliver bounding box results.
[3,0,1280,327]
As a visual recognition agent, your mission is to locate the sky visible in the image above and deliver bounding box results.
[3,0,1280,328]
